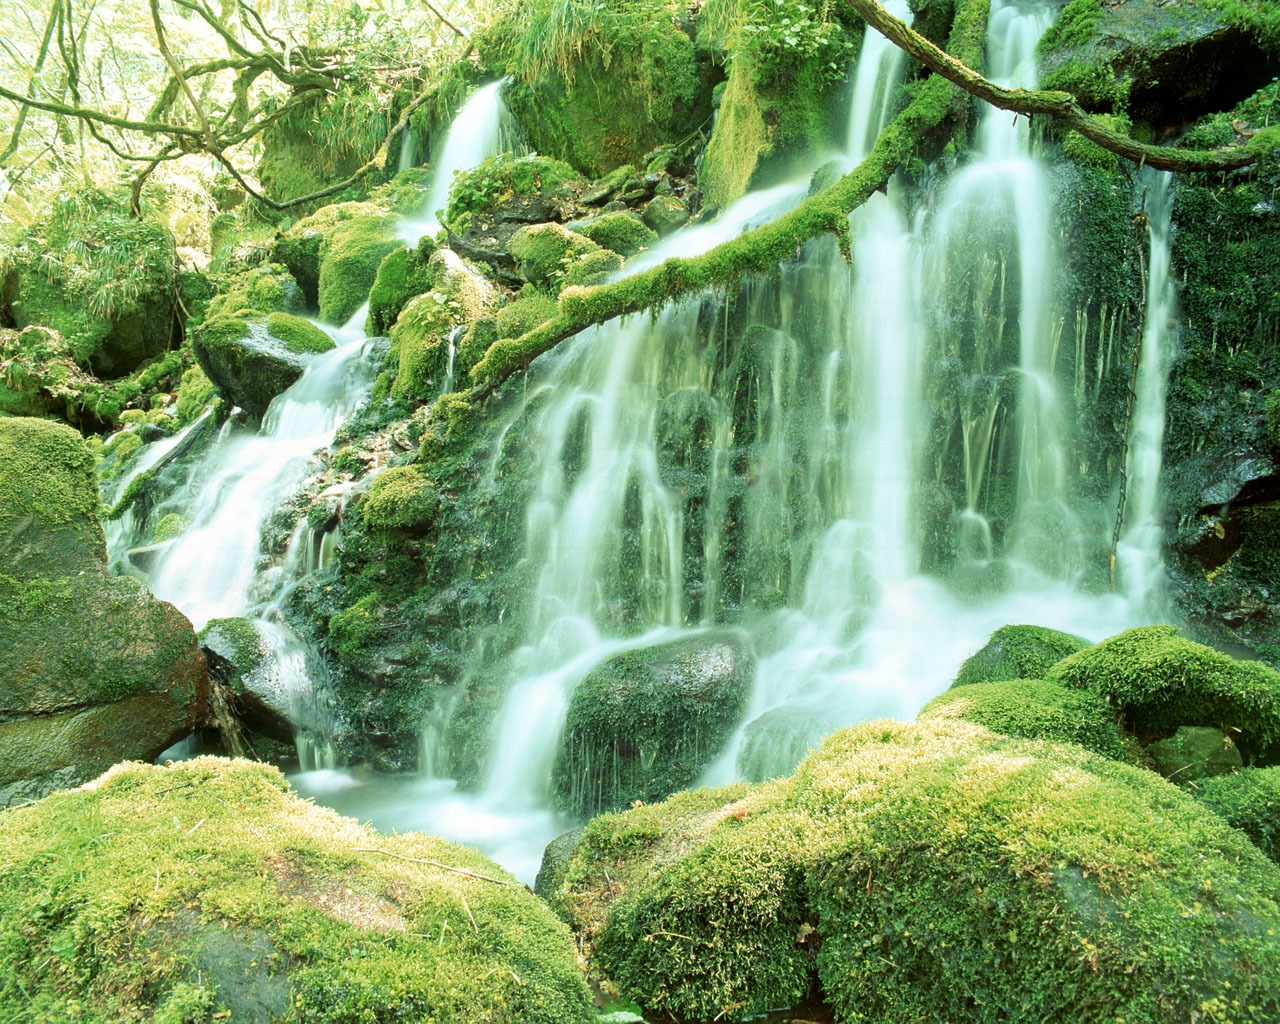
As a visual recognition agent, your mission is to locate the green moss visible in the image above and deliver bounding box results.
[1048,626,1280,759]
[571,213,658,257]
[362,466,436,531]
[699,52,772,210]
[920,679,1128,758]
[446,154,585,223]
[199,618,267,676]
[509,223,601,289]
[265,312,335,355]
[1197,767,1280,863]
[953,624,1089,687]
[0,758,595,1023]
[317,215,402,326]
[203,262,302,323]
[329,593,387,666]
[555,719,1280,1023]
[175,364,216,427]
[366,238,436,336]
[1269,390,1280,449]
[563,248,624,287]
[1062,112,1131,171]
[272,201,388,307]
[1038,0,1105,54]
[153,513,187,544]
[495,292,558,340]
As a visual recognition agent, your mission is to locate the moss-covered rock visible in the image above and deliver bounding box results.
[552,631,754,816]
[552,719,1280,1023]
[1197,766,1280,864]
[265,311,335,355]
[446,154,586,225]
[639,195,690,235]
[361,465,437,532]
[0,757,596,1022]
[499,0,713,176]
[191,318,307,422]
[698,53,771,211]
[0,418,208,808]
[952,623,1090,687]
[509,223,602,289]
[563,248,624,287]
[317,214,403,326]
[174,363,217,427]
[390,249,501,400]
[920,678,1128,758]
[495,291,558,341]
[1048,625,1280,760]
[203,262,304,323]
[4,188,180,376]
[366,237,437,336]
[570,212,658,257]
[272,201,388,308]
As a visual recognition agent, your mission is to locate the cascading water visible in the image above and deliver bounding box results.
[398,80,518,243]
[1114,171,1176,613]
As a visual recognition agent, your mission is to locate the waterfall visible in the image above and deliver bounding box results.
[398,80,517,244]
[1114,171,1176,612]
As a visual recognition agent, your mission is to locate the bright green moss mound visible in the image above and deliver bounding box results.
[953,624,1089,688]
[0,758,595,1023]
[554,720,1280,1023]
[203,262,302,322]
[920,679,1127,758]
[174,364,216,427]
[0,417,104,572]
[317,215,402,326]
[1197,767,1280,864]
[495,292,558,340]
[571,213,658,257]
[265,312,335,355]
[509,223,601,289]
[366,238,436,336]
[153,513,186,543]
[564,249,624,287]
[362,465,436,531]
[1048,625,1280,759]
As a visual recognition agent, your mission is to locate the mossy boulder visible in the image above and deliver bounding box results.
[365,236,437,336]
[550,719,1280,1023]
[1038,0,1277,125]
[203,262,304,323]
[952,624,1090,687]
[200,618,310,745]
[500,0,712,176]
[495,291,559,341]
[265,311,335,355]
[699,54,770,211]
[0,326,102,429]
[361,465,437,532]
[552,631,754,816]
[509,223,602,289]
[1197,766,1280,864]
[0,757,596,1022]
[317,214,403,326]
[570,212,658,257]
[1047,625,1280,760]
[1147,725,1243,782]
[4,188,180,376]
[920,678,1128,759]
[563,248,624,287]
[639,195,690,236]
[445,154,586,225]
[271,201,387,307]
[389,249,501,400]
[0,418,209,808]
[191,318,307,422]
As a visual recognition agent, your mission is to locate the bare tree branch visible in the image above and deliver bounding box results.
[0,0,61,165]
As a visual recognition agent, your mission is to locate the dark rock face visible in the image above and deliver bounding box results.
[552,631,754,816]
[192,320,306,422]
[0,417,209,807]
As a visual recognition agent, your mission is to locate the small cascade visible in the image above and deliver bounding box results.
[398,80,518,244]
[397,128,419,174]
[1114,171,1176,612]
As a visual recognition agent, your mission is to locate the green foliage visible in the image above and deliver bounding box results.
[0,758,595,1023]
[446,154,584,223]
[555,720,1280,1024]
[361,466,437,531]
[1269,390,1280,449]
[509,223,601,289]
[571,213,658,257]
[953,624,1089,688]
[495,292,558,340]
[920,679,1128,758]
[204,263,302,322]
[317,215,402,326]
[265,312,335,355]
[366,238,436,336]
[1048,626,1280,760]
[1197,767,1280,863]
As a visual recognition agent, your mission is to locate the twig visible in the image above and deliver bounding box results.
[353,847,514,886]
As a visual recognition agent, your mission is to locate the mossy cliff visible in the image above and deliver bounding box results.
[0,757,595,1023]
[0,418,209,808]
[547,718,1280,1023]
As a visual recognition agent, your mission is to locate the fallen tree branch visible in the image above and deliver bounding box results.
[844,0,1279,173]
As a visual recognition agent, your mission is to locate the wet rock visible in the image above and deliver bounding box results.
[0,418,209,808]
[552,631,754,816]
[192,318,306,422]
[641,195,690,235]
[535,827,585,900]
